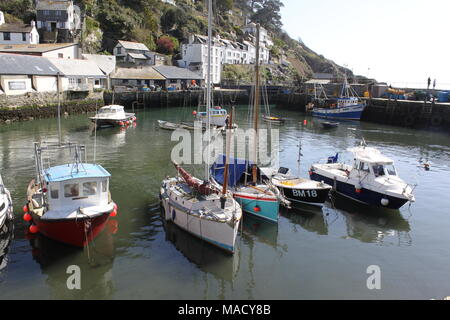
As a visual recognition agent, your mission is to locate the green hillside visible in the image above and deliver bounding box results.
[0,0,354,82]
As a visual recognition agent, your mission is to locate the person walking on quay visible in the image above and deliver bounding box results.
[427,77,431,89]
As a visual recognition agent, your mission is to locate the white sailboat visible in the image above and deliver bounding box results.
[160,0,242,254]
[0,174,13,229]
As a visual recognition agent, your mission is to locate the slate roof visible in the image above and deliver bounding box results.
[0,43,78,54]
[117,40,149,51]
[0,23,34,33]
[0,53,59,75]
[127,52,148,60]
[111,67,165,80]
[153,65,203,80]
[48,58,105,78]
[82,54,116,75]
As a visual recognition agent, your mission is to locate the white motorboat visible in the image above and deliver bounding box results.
[309,143,415,209]
[0,175,13,229]
[90,105,136,127]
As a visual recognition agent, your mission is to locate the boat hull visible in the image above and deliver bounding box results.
[91,115,135,127]
[312,104,365,120]
[160,195,239,254]
[310,172,409,210]
[276,185,331,207]
[233,193,279,223]
[31,211,112,247]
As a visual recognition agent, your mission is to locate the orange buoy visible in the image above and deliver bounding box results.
[29,225,39,234]
[113,203,118,211]
[23,204,29,213]
[119,121,124,126]
[23,213,32,222]
[254,206,261,213]
[192,111,197,116]
[110,210,117,217]
[303,120,308,125]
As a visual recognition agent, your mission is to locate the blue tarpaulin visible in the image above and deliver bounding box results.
[210,155,253,188]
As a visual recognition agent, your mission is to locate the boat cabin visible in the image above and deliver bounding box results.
[337,97,361,108]
[96,105,125,117]
[43,163,111,212]
[350,147,397,178]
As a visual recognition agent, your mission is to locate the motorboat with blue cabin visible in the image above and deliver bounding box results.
[312,78,366,120]
[309,143,415,210]
[90,105,136,127]
[25,142,117,247]
[0,174,13,229]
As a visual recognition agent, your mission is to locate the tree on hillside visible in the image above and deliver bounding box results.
[251,0,284,32]
[160,7,187,33]
[157,35,179,55]
[215,0,233,14]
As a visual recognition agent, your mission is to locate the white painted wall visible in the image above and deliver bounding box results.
[34,76,58,92]
[0,11,5,26]
[0,28,39,45]
[181,43,221,84]
[0,76,32,95]
[42,45,79,59]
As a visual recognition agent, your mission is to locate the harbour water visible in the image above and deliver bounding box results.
[0,105,449,299]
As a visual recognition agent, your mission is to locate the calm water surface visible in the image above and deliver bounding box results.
[0,105,449,300]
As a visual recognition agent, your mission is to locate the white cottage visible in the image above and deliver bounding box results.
[0,20,39,45]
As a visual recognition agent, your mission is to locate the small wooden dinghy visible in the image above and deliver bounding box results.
[157,120,195,131]
[262,114,286,124]
[321,121,339,129]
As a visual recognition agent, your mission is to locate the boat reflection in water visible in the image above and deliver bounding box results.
[0,221,13,279]
[162,216,240,283]
[279,206,328,236]
[29,219,118,299]
[242,215,279,249]
[328,193,412,246]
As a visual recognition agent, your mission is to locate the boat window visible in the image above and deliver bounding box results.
[359,162,370,172]
[50,186,59,199]
[102,180,108,193]
[385,164,397,176]
[83,182,97,196]
[372,165,386,177]
[64,183,79,198]
[0,203,5,212]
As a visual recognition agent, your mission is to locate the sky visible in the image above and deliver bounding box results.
[280,0,450,89]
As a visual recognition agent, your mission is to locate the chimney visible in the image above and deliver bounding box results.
[31,20,36,27]
[0,11,5,26]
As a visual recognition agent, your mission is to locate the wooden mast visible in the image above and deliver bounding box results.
[221,107,234,208]
[252,24,261,184]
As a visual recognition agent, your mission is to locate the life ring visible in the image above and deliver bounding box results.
[403,115,415,127]
[430,114,442,127]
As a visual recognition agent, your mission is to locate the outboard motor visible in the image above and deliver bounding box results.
[327,153,339,164]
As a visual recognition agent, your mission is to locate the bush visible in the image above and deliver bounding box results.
[157,35,179,55]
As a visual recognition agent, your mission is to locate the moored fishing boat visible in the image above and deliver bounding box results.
[157,120,195,131]
[312,78,366,120]
[309,142,415,209]
[90,105,136,127]
[0,174,13,229]
[24,142,117,247]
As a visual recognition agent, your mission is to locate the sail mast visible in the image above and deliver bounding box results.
[205,0,212,181]
[57,72,62,146]
[252,24,261,184]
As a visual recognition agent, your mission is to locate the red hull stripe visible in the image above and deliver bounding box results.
[233,194,277,202]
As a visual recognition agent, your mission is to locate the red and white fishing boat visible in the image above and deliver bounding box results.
[24,142,117,247]
[90,105,136,127]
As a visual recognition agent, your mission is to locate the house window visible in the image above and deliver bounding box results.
[3,32,10,41]
[22,33,27,41]
[117,47,122,55]
[58,53,63,58]
[123,79,128,84]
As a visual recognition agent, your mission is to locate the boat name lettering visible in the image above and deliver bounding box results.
[292,189,317,198]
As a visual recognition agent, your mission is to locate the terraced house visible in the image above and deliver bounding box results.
[36,0,81,43]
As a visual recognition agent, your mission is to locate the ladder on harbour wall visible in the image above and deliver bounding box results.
[385,97,397,123]
[132,92,145,112]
